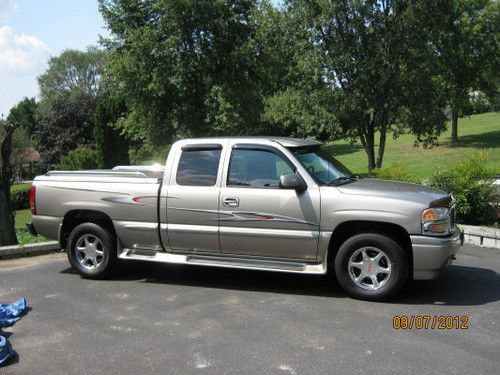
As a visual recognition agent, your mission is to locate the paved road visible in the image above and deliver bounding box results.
[0,245,498,374]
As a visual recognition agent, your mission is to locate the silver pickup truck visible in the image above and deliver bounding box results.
[27,137,463,301]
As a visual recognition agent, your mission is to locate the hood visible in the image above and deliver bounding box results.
[337,178,448,206]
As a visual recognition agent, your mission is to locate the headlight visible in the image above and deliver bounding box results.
[421,207,450,236]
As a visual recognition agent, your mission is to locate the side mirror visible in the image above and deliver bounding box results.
[279,173,307,191]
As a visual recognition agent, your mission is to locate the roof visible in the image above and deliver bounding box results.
[178,137,323,148]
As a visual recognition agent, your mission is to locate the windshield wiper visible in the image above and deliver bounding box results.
[327,175,359,186]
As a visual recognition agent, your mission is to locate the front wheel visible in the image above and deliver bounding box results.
[334,233,409,301]
[67,223,118,279]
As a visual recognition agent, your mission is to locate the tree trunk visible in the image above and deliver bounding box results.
[376,123,387,169]
[451,107,458,145]
[0,186,17,246]
[0,121,18,246]
[358,125,376,176]
[365,122,376,175]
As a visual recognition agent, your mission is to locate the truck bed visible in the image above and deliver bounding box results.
[32,170,163,250]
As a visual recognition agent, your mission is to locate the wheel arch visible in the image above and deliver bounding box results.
[60,210,115,249]
[327,220,413,276]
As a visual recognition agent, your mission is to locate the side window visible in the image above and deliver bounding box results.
[228,149,294,188]
[176,149,221,186]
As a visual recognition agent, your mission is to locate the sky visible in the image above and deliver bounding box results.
[0,0,108,117]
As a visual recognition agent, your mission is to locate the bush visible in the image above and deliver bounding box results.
[55,146,99,171]
[427,151,498,226]
[372,167,420,184]
[463,92,492,115]
[129,143,170,165]
[10,183,31,210]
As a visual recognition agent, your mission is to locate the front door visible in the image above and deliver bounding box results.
[219,144,320,261]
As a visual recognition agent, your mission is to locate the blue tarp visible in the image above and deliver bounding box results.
[0,298,27,366]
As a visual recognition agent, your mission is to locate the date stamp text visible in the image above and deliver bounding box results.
[393,315,469,330]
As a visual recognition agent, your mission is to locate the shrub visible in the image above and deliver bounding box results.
[10,183,31,210]
[129,143,170,165]
[55,146,99,171]
[463,92,492,115]
[427,151,498,226]
[372,167,420,184]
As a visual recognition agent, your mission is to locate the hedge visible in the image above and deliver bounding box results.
[10,183,31,210]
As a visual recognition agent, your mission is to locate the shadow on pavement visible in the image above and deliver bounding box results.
[398,265,500,306]
[61,261,346,298]
[61,263,499,306]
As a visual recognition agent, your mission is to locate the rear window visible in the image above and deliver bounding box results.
[176,149,221,186]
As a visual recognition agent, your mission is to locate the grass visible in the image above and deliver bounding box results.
[14,208,48,246]
[325,111,500,180]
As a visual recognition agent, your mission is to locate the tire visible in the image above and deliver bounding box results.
[67,223,118,279]
[334,233,409,301]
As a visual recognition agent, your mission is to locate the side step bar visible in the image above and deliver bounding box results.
[118,249,326,274]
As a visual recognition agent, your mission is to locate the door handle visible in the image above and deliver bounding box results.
[222,197,239,207]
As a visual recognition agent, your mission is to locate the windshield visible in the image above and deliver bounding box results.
[292,146,353,185]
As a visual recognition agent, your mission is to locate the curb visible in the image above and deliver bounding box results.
[458,225,500,250]
[0,241,60,259]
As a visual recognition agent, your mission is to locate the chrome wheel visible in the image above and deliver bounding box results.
[75,234,105,270]
[348,247,392,291]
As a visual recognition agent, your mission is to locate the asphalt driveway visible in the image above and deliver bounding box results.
[0,244,499,374]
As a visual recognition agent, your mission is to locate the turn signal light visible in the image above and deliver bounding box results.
[427,222,447,233]
[421,208,438,221]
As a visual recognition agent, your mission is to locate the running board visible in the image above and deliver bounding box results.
[118,249,326,274]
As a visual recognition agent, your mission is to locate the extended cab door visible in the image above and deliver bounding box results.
[218,143,320,260]
[164,142,227,253]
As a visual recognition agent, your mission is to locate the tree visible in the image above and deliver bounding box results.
[38,47,107,100]
[294,0,447,174]
[0,106,31,246]
[254,1,339,139]
[6,97,38,136]
[263,88,338,140]
[4,97,39,178]
[36,95,96,167]
[36,48,108,166]
[94,96,130,168]
[99,0,262,144]
[0,117,19,246]
[432,0,499,144]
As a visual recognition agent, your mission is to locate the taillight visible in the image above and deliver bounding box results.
[29,185,37,215]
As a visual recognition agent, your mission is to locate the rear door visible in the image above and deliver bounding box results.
[165,142,226,253]
[218,143,321,260]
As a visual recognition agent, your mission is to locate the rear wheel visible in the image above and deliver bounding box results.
[67,223,118,279]
[334,233,408,301]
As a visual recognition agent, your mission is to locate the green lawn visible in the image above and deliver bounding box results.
[325,111,500,180]
[14,209,48,245]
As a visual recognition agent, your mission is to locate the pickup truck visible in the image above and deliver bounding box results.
[27,137,463,301]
